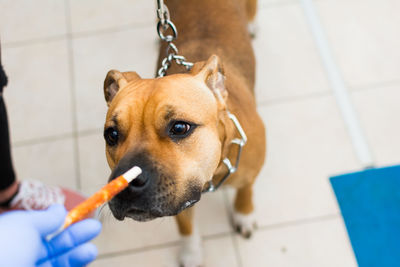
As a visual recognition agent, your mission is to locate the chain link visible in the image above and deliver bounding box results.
[156,0,193,77]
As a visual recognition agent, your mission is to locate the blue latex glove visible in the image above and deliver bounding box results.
[0,204,102,267]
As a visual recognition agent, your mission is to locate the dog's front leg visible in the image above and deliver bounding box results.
[233,183,257,238]
[175,207,203,267]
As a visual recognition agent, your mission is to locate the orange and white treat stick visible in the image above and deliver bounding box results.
[63,166,142,228]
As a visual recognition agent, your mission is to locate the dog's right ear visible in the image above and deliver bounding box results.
[193,55,227,110]
[104,70,141,106]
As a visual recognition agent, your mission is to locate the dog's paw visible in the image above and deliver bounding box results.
[232,211,257,239]
[179,233,203,267]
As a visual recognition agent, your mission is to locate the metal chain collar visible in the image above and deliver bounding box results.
[202,112,248,193]
[156,0,193,77]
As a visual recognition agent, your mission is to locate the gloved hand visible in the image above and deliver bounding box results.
[0,204,102,267]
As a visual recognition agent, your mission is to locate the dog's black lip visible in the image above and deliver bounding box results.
[177,198,199,213]
[125,208,159,222]
[112,208,128,221]
[126,207,147,215]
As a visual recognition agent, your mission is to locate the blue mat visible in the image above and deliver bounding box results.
[330,165,400,267]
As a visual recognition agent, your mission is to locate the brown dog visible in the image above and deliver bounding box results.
[103,0,265,265]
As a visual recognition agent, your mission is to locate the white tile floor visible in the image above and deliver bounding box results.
[1,0,399,266]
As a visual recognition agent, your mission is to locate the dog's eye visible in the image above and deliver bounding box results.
[104,127,119,146]
[169,121,192,138]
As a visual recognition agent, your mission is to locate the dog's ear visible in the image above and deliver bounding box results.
[194,55,227,108]
[104,70,141,106]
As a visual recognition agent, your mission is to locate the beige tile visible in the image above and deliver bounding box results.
[316,0,400,88]
[94,208,180,255]
[193,190,232,237]
[90,199,227,257]
[69,0,155,34]
[93,245,179,267]
[93,236,238,267]
[72,26,158,132]
[260,0,294,8]
[0,0,66,44]
[236,217,357,267]
[78,131,110,196]
[11,138,77,190]
[352,85,400,166]
[94,201,231,257]
[2,41,73,143]
[251,96,360,226]
[202,236,238,267]
[254,4,330,103]
[69,0,287,35]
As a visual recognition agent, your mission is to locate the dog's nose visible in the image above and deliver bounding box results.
[110,166,150,192]
[109,150,156,195]
[128,172,148,189]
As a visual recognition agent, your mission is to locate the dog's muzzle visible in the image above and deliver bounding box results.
[107,150,201,221]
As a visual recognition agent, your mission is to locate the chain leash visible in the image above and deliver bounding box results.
[156,0,193,77]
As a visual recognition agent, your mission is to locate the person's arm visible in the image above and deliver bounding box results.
[0,205,101,267]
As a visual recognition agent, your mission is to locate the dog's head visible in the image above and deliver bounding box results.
[103,55,231,221]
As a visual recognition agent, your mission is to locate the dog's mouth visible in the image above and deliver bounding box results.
[176,198,199,213]
[126,198,199,221]
[110,205,160,222]
[125,208,159,222]
[110,198,200,222]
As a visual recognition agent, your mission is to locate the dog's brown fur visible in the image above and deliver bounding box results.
[157,0,265,236]
[103,0,265,265]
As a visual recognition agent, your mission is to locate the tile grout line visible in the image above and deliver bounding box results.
[222,190,243,267]
[10,72,400,144]
[11,70,400,146]
[3,0,315,49]
[96,232,237,261]
[350,79,400,93]
[12,132,75,148]
[96,213,341,261]
[1,24,154,49]
[2,1,298,49]
[259,0,326,11]
[12,73,400,148]
[71,22,154,40]
[96,230,238,260]
[203,230,234,240]
[260,0,297,10]
[257,212,340,231]
[96,240,181,260]
[2,35,67,48]
[257,89,332,107]
[230,233,244,267]
[64,0,82,191]
[257,78,400,108]
[11,128,103,148]
[12,72,400,148]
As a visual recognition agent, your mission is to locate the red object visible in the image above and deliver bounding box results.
[0,180,87,215]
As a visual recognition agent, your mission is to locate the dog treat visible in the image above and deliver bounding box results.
[63,166,142,228]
